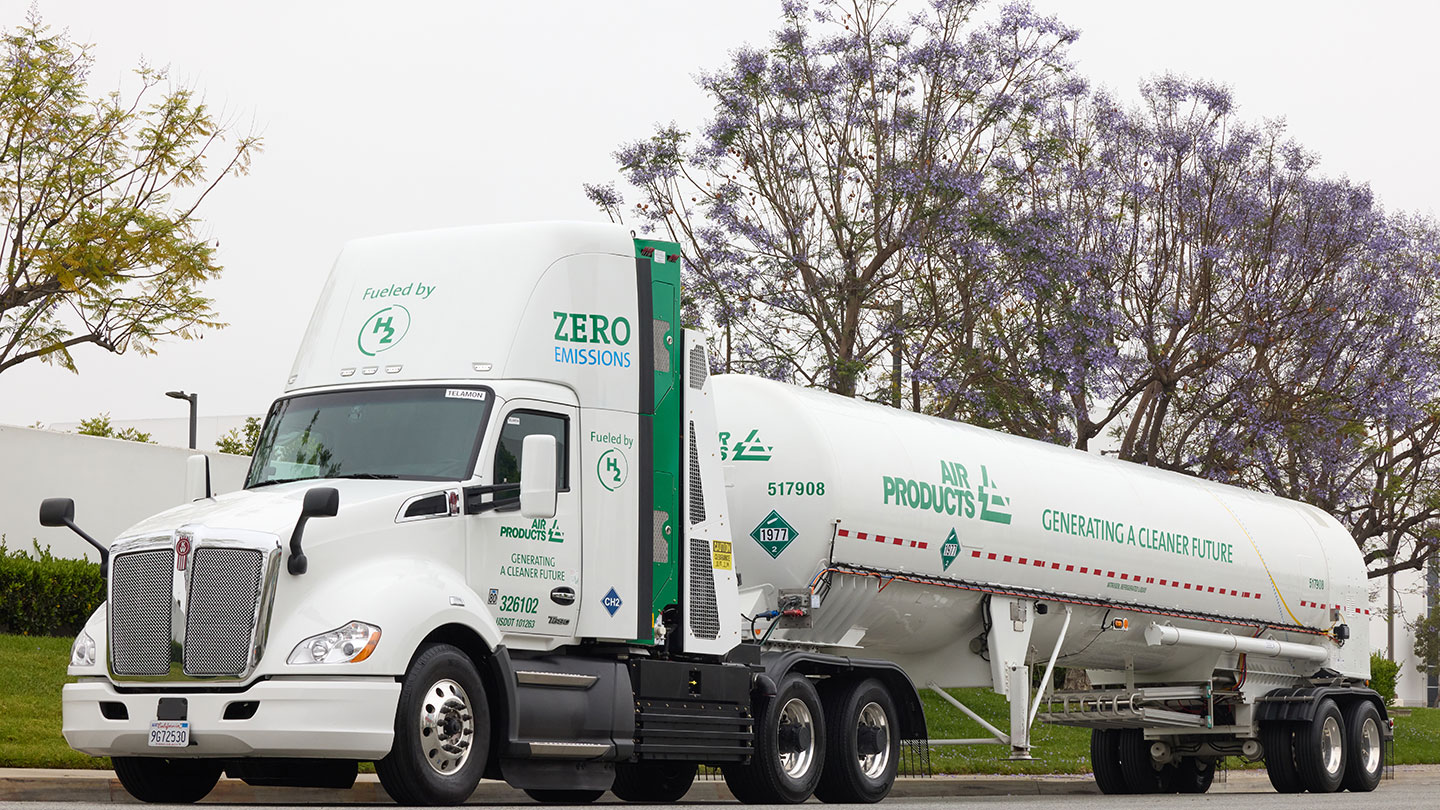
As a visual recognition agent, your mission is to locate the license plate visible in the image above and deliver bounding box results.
[148,721,189,748]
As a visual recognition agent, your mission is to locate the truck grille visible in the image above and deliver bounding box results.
[109,550,175,676]
[184,548,264,675]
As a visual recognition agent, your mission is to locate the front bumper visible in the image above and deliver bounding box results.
[62,677,400,759]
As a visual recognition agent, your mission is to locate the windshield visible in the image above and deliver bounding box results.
[246,386,492,488]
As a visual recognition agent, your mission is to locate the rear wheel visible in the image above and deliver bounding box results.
[1294,698,1345,793]
[1116,728,1160,793]
[1263,722,1302,793]
[112,757,222,804]
[376,643,490,806]
[723,673,826,803]
[1089,729,1128,794]
[814,678,898,803]
[611,761,696,802]
[1340,700,1383,792]
[524,788,605,803]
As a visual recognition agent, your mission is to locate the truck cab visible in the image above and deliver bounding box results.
[53,222,923,805]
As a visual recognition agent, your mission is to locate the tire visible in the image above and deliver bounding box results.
[1340,700,1384,792]
[1263,722,1303,792]
[813,678,898,803]
[524,788,605,803]
[1116,728,1160,793]
[722,673,826,804]
[1089,729,1128,794]
[376,643,490,806]
[611,761,696,802]
[1294,698,1345,793]
[112,757,222,803]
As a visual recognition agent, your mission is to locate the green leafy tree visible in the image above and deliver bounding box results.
[0,15,261,375]
[216,415,260,455]
[75,412,154,443]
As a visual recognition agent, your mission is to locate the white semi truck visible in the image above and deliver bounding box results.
[46,222,1388,805]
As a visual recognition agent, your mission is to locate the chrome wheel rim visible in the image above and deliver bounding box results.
[1360,716,1381,774]
[857,701,891,780]
[418,678,474,775]
[777,698,816,779]
[1321,715,1343,777]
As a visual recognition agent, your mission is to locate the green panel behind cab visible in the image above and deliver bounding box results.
[635,238,682,642]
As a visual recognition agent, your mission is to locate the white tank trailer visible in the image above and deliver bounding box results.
[713,374,1389,794]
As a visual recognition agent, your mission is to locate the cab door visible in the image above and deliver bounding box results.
[468,400,581,637]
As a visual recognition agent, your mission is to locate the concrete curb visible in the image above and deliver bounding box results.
[0,765,1431,803]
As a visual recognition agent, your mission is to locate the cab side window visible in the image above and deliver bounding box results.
[493,411,568,490]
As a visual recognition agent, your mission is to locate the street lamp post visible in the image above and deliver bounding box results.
[166,390,198,450]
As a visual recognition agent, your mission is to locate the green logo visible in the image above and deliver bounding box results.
[597,448,628,491]
[750,510,797,558]
[940,528,960,571]
[720,429,773,461]
[358,305,411,356]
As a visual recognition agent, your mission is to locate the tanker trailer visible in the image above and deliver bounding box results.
[713,374,1389,795]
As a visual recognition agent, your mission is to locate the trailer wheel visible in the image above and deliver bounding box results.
[1340,700,1383,792]
[1116,728,1160,793]
[723,673,826,803]
[376,643,489,806]
[611,761,696,802]
[112,757,222,803]
[1089,730,1128,794]
[1262,722,1302,793]
[1294,698,1345,793]
[523,788,604,803]
[813,678,898,803]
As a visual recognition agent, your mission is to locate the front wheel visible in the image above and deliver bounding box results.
[112,757,222,804]
[814,678,898,803]
[376,643,490,806]
[723,673,826,803]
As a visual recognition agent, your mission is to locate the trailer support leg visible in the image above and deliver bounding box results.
[1008,664,1031,759]
[926,683,1009,745]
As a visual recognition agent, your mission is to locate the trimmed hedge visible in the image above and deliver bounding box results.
[0,539,104,637]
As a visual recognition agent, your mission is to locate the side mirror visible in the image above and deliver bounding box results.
[519,434,558,519]
[39,497,74,527]
[185,454,212,502]
[38,497,109,576]
[288,487,340,575]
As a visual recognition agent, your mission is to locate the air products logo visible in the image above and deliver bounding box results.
[359,305,411,356]
[882,460,1012,525]
[720,429,773,461]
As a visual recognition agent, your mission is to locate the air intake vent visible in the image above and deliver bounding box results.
[688,424,706,525]
[688,536,720,640]
[109,550,175,676]
[688,344,709,390]
[184,547,264,675]
[653,510,670,564]
[653,320,671,373]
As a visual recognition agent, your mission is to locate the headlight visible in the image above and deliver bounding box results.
[70,630,96,667]
[287,621,381,665]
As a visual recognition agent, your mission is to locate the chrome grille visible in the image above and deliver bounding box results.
[184,548,264,675]
[109,550,174,675]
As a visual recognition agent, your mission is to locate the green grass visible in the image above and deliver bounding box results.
[0,634,108,769]
[2,633,1438,773]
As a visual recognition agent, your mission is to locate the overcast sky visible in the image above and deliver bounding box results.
[0,0,1433,430]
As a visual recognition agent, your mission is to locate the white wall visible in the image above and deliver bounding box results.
[47,414,258,452]
[1372,566,1433,707]
[0,426,250,562]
